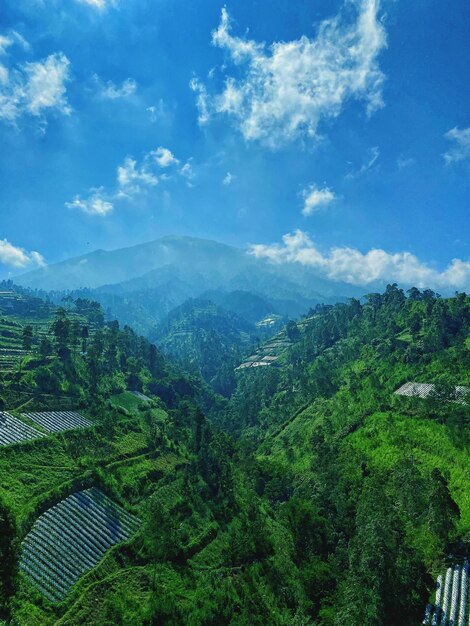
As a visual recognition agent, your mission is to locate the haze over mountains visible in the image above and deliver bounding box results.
[16,235,365,325]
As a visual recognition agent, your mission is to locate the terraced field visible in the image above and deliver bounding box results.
[130,391,152,403]
[20,487,141,602]
[0,412,45,447]
[22,411,93,433]
[235,329,292,371]
[422,561,469,625]
[395,381,469,402]
[0,290,100,373]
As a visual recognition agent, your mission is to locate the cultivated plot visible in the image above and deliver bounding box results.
[422,561,469,626]
[0,411,45,447]
[395,382,469,402]
[20,487,141,602]
[22,411,92,433]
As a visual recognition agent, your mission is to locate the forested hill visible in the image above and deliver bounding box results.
[221,285,470,623]
[0,284,469,625]
[150,298,282,396]
[224,286,469,438]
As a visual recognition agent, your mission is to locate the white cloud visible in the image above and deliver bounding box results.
[76,0,115,10]
[65,188,114,216]
[65,146,190,215]
[0,50,71,124]
[0,239,45,268]
[147,105,157,121]
[117,157,158,196]
[0,36,12,56]
[0,65,8,86]
[93,75,136,100]
[396,154,415,169]
[0,31,30,56]
[223,172,234,185]
[152,146,179,168]
[443,127,470,164]
[192,1,386,148]
[346,146,379,179]
[146,99,165,122]
[189,77,210,125]
[180,160,195,184]
[302,184,336,215]
[250,230,470,291]
[24,53,71,116]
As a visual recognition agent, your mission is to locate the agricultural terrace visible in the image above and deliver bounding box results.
[20,488,141,602]
[0,289,99,376]
[0,412,45,447]
[422,561,469,625]
[22,411,92,433]
[235,328,293,371]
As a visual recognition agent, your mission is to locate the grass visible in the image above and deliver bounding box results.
[55,566,152,626]
[110,391,148,412]
[0,439,82,524]
[346,411,470,534]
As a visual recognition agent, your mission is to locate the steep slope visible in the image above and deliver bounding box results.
[221,286,470,624]
[151,298,267,396]
[198,289,278,324]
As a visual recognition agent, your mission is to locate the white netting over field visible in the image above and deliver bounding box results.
[395,382,469,402]
[131,391,152,403]
[0,412,45,447]
[424,561,470,626]
[22,411,92,433]
[20,487,141,602]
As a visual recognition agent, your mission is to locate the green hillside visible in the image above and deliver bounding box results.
[0,285,469,625]
[151,298,284,396]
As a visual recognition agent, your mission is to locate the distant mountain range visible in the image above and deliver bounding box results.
[16,236,363,327]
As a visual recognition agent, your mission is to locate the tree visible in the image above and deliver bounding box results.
[0,503,15,619]
[407,287,422,301]
[81,325,89,353]
[52,310,70,359]
[427,468,460,548]
[144,496,178,590]
[286,320,301,342]
[194,408,205,453]
[35,366,61,395]
[22,325,33,351]
[39,336,52,359]
[336,476,427,625]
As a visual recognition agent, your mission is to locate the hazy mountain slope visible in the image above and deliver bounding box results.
[15,236,361,312]
[150,298,265,395]
[15,236,255,291]
[198,290,277,323]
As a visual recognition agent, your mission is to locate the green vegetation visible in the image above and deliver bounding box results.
[0,284,468,625]
[150,298,264,395]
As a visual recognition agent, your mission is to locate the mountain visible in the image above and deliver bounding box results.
[15,236,362,321]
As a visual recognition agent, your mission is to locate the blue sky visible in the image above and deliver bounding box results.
[0,0,469,290]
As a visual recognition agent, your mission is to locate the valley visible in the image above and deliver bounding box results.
[0,280,468,625]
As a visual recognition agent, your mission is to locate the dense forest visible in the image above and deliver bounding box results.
[0,283,468,625]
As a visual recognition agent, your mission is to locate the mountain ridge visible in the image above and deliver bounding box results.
[15,235,363,301]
